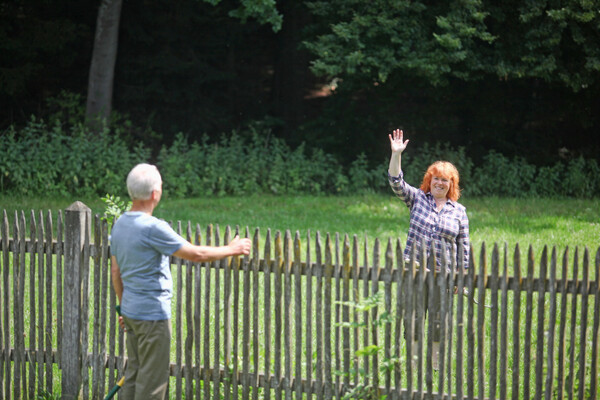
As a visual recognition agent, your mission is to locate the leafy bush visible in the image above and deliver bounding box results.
[0,117,148,196]
[2,116,599,198]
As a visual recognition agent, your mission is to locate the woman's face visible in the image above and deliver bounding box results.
[430,175,450,200]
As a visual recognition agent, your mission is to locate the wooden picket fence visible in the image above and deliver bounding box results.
[0,202,599,400]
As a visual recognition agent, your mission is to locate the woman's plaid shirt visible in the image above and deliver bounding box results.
[388,171,470,269]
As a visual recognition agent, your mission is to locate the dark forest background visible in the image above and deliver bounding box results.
[2,0,599,171]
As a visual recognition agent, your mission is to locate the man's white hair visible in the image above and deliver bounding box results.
[126,163,162,200]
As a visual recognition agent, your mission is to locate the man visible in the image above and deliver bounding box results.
[110,163,251,399]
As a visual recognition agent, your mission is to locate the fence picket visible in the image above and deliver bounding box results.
[175,221,184,400]
[263,229,273,400]
[476,243,487,400]
[14,211,25,400]
[499,244,509,400]
[274,231,283,400]
[184,222,194,400]
[556,247,569,399]
[383,239,393,396]
[212,225,222,400]
[577,248,590,400]
[1,210,9,400]
[466,246,476,400]
[544,247,558,399]
[305,231,314,398]
[566,248,579,399]
[523,245,536,400]
[241,225,253,400]
[202,224,212,400]
[591,248,600,400]
[341,235,351,396]
[283,230,292,400]
[323,234,333,400]
[534,247,548,400]
[294,232,303,399]
[252,228,260,400]
[193,225,202,400]
[511,244,522,400]
[489,244,499,400]
[315,231,323,400]
[28,210,37,400]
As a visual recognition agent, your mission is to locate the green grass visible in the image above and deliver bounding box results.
[2,194,597,256]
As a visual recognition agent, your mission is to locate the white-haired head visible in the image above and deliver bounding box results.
[126,163,162,200]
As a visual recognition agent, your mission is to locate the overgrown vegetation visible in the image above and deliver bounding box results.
[1,117,599,198]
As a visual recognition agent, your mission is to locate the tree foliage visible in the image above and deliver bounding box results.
[303,0,600,90]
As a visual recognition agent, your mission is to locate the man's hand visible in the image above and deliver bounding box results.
[229,235,252,256]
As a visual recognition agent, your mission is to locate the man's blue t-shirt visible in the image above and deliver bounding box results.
[110,211,187,320]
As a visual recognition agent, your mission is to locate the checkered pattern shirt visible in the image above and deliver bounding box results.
[388,171,470,269]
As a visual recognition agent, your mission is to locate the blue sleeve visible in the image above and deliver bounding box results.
[148,220,187,256]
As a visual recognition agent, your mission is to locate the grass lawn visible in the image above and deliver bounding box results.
[1,194,598,255]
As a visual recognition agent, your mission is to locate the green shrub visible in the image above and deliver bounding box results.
[0,117,148,196]
[2,115,599,198]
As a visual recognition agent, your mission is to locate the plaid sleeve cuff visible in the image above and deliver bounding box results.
[387,170,403,183]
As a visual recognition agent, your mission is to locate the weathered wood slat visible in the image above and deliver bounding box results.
[425,253,434,395]
[454,243,466,400]
[294,232,303,400]
[1,210,9,400]
[45,210,55,394]
[305,231,314,399]
[371,239,381,398]
[476,243,487,400]
[544,248,558,400]
[242,227,253,400]
[466,246,475,400]
[577,248,590,400]
[383,239,393,396]
[393,239,403,400]
[511,244,522,400]
[489,244,499,400]
[556,247,569,400]
[534,247,548,400]
[174,221,184,400]
[203,224,213,400]
[523,245,536,400]
[252,228,260,400]
[230,226,240,399]
[566,248,579,399]
[362,237,371,397]
[184,223,194,400]
[91,215,102,400]
[341,235,351,396]
[499,245,509,400]
[590,248,600,400]
[415,242,426,396]
[274,231,283,400]
[212,225,222,400]
[323,234,333,400]
[28,210,37,400]
[14,211,25,400]
[81,209,92,400]
[263,229,273,400]
[193,225,201,399]
[283,230,292,400]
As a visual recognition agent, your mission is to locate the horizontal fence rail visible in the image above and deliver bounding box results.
[0,204,599,400]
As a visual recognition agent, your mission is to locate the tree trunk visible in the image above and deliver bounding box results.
[85,0,123,132]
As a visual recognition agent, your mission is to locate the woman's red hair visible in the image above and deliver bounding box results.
[419,161,461,201]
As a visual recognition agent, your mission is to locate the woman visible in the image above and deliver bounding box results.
[387,128,470,369]
[387,128,470,269]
